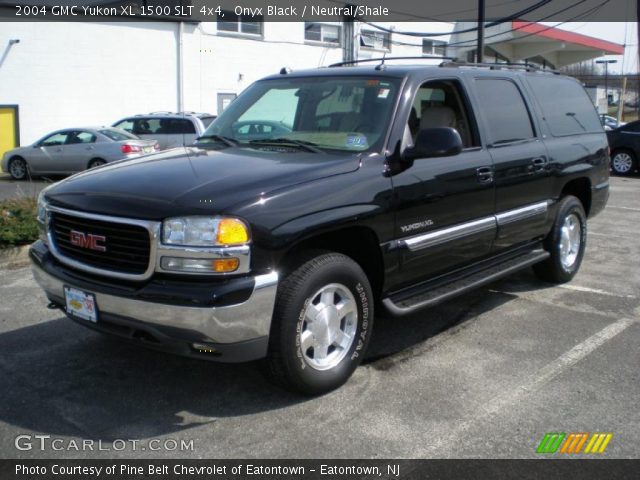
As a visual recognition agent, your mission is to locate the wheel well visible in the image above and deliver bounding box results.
[87,158,105,168]
[283,227,384,299]
[561,178,591,216]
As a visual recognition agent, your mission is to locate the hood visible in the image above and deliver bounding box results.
[44,146,360,219]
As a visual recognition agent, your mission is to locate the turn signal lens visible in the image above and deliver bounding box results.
[216,218,250,245]
[212,258,240,273]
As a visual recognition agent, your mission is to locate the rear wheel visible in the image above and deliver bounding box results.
[88,158,106,169]
[266,251,374,395]
[8,157,28,180]
[611,149,636,175]
[533,195,587,283]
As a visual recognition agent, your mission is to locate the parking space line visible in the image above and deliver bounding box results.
[589,231,637,240]
[422,317,636,454]
[606,205,640,212]
[557,284,637,299]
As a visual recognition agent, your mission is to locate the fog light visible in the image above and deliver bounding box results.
[192,343,217,353]
[161,256,239,273]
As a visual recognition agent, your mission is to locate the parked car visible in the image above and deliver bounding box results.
[606,120,640,175]
[1,127,158,180]
[229,121,292,141]
[112,112,216,150]
[31,62,608,395]
[600,114,626,131]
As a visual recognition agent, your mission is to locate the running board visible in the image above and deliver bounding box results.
[383,249,550,316]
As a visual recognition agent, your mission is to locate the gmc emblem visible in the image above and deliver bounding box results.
[69,230,107,252]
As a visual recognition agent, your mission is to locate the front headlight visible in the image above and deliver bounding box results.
[162,216,250,246]
[36,189,49,244]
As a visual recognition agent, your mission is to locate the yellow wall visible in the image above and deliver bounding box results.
[0,107,18,158]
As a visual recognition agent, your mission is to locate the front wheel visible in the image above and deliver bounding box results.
[266,252,374,395]
[8,157,28,180]
[533,195,587,283]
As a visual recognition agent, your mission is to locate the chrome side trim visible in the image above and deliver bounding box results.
[46,205,161,281]
[401,217,496,252]
[495,201,548,226]
[398,200,550,252]
[32,262,279,344]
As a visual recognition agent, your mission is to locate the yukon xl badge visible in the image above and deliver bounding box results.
[401,219,434,233]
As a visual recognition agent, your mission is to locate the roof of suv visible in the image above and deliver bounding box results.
[262,63,564,81]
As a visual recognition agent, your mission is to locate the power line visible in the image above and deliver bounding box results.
[362,0,553,38]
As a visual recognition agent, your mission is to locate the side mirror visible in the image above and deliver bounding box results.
[403,127,463,161]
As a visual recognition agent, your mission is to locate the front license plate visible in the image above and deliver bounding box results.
[64,287,98,323]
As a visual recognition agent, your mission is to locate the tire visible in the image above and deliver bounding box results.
[8,157,28,180]
[266,251,374,395]
[611,149,636,176]
[88,159,106,169]
[533,195,587,283]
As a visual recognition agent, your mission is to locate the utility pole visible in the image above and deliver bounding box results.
[477,0,485,63]
[342,6,356,65]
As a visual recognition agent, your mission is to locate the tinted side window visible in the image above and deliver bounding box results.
[526,76,602,136]
[133,118,163,135]
[166,119,197,134]
[113,119,134,133]
[621,122,640,132]
[474,79,535,145]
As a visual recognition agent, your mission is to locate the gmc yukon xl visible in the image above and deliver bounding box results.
[30,62,609,394]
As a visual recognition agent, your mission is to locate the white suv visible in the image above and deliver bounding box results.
[112,112,216,150]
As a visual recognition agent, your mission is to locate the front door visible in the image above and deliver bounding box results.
[392,79,495,288]
[30,131,69,174]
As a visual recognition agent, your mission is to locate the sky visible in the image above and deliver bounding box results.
[541,22,639,73]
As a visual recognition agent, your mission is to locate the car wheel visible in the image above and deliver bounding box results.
[533,195,587,283]
[267,251,374,395]
[611,150,636,175]
[8,157,28,180]
[88,159,106,169]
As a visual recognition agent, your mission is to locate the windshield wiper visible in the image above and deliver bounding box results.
[195,134,238,147]
[249,138,323,153]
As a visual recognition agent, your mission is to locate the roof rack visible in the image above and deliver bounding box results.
[329,55,458,69]
[439,61,560,74]
[148,111,175,115]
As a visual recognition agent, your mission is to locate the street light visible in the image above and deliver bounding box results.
[596,59,618,108]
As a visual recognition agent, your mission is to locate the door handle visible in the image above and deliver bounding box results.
[476,166,494,184]
[530,157,547,172]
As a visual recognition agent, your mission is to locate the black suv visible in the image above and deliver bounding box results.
[31,62,609,395]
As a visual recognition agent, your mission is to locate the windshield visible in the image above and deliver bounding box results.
[199,76,402,152]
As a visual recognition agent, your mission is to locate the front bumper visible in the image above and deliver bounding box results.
[30,241,278,362]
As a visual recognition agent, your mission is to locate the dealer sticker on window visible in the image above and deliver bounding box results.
[64,286,98,323]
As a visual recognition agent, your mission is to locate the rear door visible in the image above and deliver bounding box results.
[63,130,97,172]
[165,118,197,148]
[470,77,552,251]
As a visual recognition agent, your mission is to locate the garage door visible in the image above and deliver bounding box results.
[0,106,19,159]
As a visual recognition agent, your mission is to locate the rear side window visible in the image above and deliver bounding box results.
[474,79,535,145]
[526,76,602,136]
[165,119,197,134]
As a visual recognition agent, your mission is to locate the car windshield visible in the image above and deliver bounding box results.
[199,76,402,153]
[100,128,138,141]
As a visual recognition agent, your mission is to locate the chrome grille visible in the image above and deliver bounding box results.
[50,211,151,275]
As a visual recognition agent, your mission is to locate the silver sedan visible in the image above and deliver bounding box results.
[1,127,159,180]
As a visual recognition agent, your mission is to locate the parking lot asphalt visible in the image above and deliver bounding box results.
[0,176,638,459]
[0,174,54,201]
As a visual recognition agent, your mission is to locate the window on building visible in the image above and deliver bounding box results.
[526,76,602,136]
[474,79,535,145]
[304,22,341,44]
[423,39,447,56]
[217,10,263,35]
[360,29,391,51]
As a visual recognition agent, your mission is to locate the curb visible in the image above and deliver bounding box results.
[0,244,31,269]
